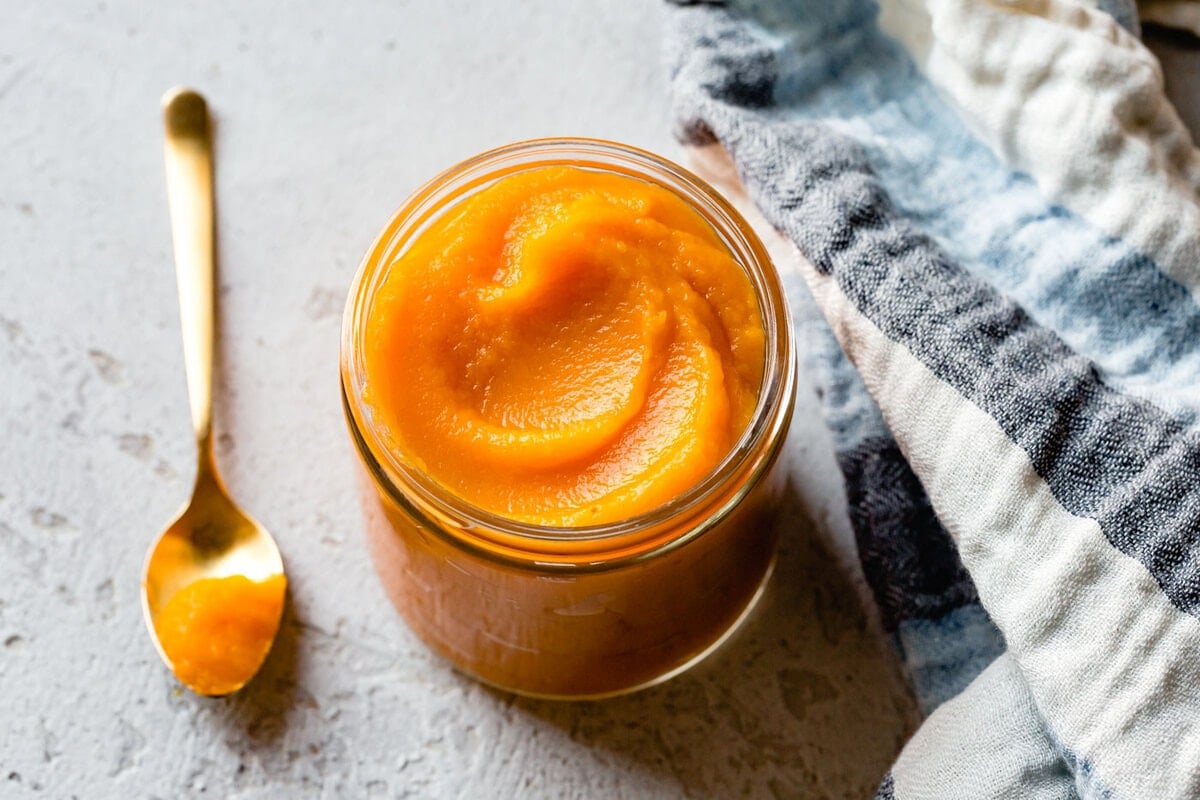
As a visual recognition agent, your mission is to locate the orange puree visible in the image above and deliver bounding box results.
[154,574,285,696]
[362,165,765,525]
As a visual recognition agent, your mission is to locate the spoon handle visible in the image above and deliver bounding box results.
[162,88,216,457]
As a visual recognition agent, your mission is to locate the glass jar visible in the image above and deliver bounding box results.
[341,138,796,699]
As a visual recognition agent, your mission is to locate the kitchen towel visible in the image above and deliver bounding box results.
[664,0,1200,797]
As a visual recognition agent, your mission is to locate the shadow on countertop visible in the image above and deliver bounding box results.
[505,482,919,799]
[1144,23,1200,143]
[212,588,308,748]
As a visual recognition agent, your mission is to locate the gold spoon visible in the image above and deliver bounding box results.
[142,88,286,697]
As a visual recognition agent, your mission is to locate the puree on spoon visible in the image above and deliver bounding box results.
[153,574,285,696]
[361,165,765,526]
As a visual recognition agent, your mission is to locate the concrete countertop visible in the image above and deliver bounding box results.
[0,2,918,797]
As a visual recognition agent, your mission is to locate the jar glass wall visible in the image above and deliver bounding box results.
[341,139,796,699]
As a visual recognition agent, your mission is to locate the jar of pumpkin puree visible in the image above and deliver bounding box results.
[341,139,795,699]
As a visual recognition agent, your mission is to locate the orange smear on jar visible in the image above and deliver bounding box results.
[362,165,765,526]
[154,574,286,696]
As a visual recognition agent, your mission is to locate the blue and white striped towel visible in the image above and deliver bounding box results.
[664,1,1200,797]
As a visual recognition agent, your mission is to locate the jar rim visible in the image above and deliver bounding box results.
[340,137,795,564]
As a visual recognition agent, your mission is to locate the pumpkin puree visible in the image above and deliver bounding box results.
[154,574,285,695]
[362,165,764,525]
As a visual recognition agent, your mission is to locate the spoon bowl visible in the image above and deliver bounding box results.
[143,474,284,626]
[142,87,286,697]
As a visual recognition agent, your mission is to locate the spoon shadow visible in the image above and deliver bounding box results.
[212,587,307,747]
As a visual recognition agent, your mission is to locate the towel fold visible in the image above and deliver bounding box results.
[664,1,1200,797]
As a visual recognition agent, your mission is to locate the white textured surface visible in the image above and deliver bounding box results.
[0,2,917,796]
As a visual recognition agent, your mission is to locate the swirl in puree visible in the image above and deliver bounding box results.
[361,165,764,526]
